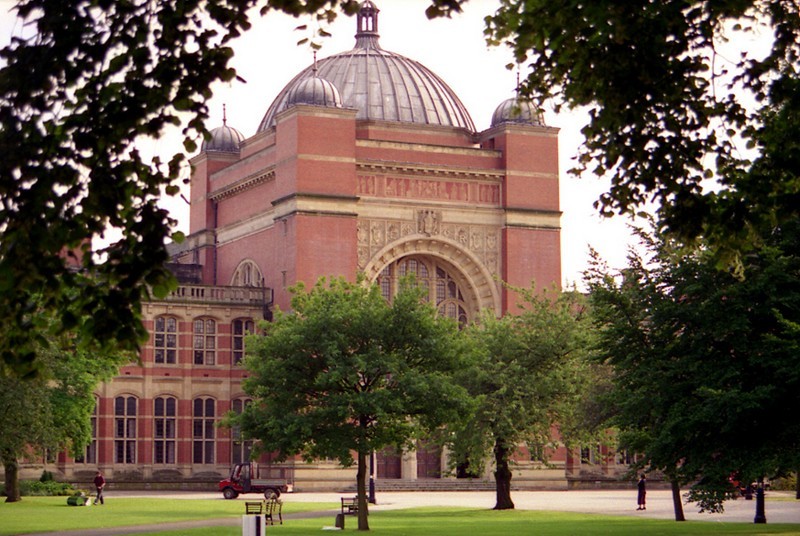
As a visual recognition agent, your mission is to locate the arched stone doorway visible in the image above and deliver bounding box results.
[365,237,499,480]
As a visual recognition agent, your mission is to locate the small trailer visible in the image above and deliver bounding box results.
[219,462,292,500]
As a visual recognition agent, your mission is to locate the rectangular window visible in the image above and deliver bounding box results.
[154,317,178,364]
[193,319,216,365]
[232,319,254,365]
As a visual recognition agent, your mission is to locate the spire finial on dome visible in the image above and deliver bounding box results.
[355,0,380,49]
[312,51,318,76]
[223,103,228,125]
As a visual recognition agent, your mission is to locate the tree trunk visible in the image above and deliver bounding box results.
[795,470,799,500]
[493,440,515,510]
[357,449,370,530]
[670,477,685,521]
[3,457,21,503]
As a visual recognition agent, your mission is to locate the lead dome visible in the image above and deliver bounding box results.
[284,74,343,108]
[202,113,245,153]
[491,97,545,127]
[258,1,475,132]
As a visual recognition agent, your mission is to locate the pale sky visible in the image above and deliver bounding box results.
[1,0,638,287]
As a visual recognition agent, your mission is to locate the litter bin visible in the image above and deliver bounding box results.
[242,514,266,536]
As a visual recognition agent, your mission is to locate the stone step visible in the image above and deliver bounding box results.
[340,479,497,493]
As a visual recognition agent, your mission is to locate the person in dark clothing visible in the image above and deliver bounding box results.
[636,474,646,510]
[93,470,106,505]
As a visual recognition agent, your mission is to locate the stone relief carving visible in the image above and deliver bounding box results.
[417,210,440,235]
[357,216,500,277]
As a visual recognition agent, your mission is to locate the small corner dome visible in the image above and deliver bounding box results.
[490,97,545,127]
[201,122,244,153]
[284,76,343,109]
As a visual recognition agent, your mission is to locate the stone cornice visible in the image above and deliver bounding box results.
[504,208,562,230]
[209,167,276,202]
[357,139,501,159]
[357,160,503,181]
[272,192,359,220]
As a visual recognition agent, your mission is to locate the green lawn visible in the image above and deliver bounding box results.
[0,497,335,535]
[3,499,800,536]
[131,509,800,536]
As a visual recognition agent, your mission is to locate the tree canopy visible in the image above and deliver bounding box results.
[0,310,131,502]
[235,277,470,531]
[586,221,800,517]
[485,0,800,259]
[449,286,592,510]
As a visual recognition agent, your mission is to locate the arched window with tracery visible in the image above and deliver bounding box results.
[377,256,470,326]
[76,397,98,464]
[231,398,253,464]
[231,260,264,287]
[193,397,216,464]
[114,395,137,464]
[154,396,177,464]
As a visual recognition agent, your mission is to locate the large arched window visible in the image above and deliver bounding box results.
[154,316,178,364]
[114,395,137,464]
[377,256,470,326]
[193,397,216,464]
[231,398,253,464]
[193,318,216,365]
[154,396,177,464]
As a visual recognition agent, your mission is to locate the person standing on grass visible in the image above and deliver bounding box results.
[636,474,646,510]
[93,470,106,505]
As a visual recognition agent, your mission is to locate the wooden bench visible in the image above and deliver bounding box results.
[265,497,283,525]
[341,496,358,516]
[245,499,282,525]
[245,501,263,515]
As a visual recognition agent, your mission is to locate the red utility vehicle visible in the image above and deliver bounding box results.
[219,462,292,500]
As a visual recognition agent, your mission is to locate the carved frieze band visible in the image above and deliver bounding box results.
[357,166,502,205]
[357,212,500,277]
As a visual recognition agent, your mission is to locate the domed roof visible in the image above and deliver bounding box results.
[258,1,475,132]
[491,97,545,127]
[202,111,245,153]
[284,74,343,108]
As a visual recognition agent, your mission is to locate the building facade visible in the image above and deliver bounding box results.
[49,1,629,490]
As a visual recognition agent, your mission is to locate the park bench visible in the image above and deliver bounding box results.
[265,496,283,525]
[245,498,282,525]
[245,501,263,515]
[341,496,358,516]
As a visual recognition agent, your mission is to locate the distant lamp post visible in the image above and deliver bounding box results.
[754,477,767,524]
[369,451,377,504]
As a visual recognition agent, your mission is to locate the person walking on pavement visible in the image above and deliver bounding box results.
[93,470,106,505]
[636,474,646,510]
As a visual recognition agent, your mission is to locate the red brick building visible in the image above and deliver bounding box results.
[50,1,627,490]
